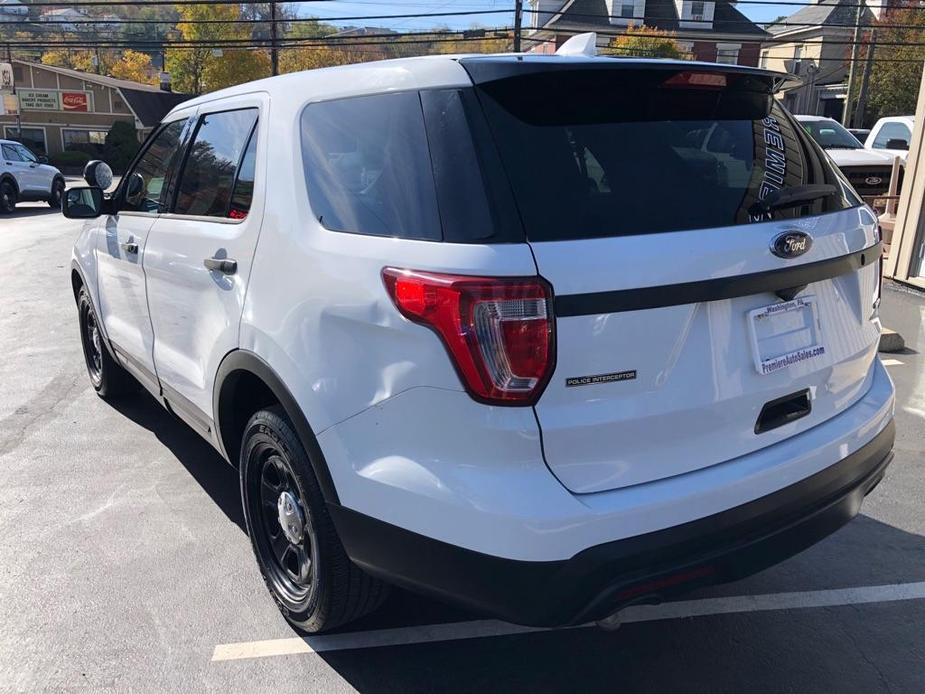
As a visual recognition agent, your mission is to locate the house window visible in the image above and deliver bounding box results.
[716,47,739,64]
[691,1,705,18]
[62,129,108,155]
[621,2,635,17]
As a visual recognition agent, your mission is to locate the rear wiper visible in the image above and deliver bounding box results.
[749,184,838,217]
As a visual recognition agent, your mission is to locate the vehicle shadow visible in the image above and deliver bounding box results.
[2,205,60,219]
[103,389,247,533]
[314,515,925,693]
[98,380,925,692]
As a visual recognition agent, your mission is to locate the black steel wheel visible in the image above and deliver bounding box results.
[252,446,318,605]
[241,407,389,633]
[0,180,15,214]
[76,286,136,397]
[48,178,64,209]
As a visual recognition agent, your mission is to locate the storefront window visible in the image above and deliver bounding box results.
[62,129,108,155]
[3,127,46,155]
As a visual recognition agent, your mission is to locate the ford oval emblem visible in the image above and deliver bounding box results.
[771,231,812,259]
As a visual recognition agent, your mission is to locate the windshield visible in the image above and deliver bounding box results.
[799,119,863,150]
[474,69,857,242]
[13,144,37,162]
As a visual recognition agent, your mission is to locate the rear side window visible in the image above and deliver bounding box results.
[301,92,441,240]
[872,122,911,149]
[474,69,857,242]
[174,108,258,218]
[300,91,521,243]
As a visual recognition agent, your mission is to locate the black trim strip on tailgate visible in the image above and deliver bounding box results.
[554,242,881,317]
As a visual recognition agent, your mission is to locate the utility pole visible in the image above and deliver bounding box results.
[514,0,523,53]
[842,0,864,127]
[855,28,876,128]
[5,43,21,140]
[270,0,279,77]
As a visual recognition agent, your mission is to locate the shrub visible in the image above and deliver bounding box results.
[103,121,140,174]
[50,150,92,171]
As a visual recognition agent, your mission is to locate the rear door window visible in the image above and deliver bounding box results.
[174,108,258,218]
[473,68,857,242]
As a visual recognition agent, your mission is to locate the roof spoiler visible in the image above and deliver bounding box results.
[459,57,801,93]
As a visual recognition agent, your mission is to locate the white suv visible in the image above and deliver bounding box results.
[0,139,65,213]
[65,54,895,633]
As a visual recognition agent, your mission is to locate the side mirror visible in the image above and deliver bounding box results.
[37,155,48,164]
[124,172,145,205]
[83,159,114,190]
[886,138,909,151]
[63,186,103,219]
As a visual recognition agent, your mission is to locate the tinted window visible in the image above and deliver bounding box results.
[475,69,856,242]
[1,143,22,161]
[301,92,441,240]
[123,120,185,213]
[873,122,911,148]
[420,89,522,243]
[175,108,258,218]
[229,126,257,219]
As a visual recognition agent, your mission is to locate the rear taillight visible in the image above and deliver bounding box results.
[382,268,555,405]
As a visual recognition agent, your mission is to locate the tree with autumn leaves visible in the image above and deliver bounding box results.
[166,3,270,94]
[30,2,515,96]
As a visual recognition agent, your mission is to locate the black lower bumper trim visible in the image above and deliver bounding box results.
[329,420,895,627]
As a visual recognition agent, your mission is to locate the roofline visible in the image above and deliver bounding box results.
[11,59,165,93]
[530,25,770,43]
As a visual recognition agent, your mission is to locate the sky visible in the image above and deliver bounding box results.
[294,1,800,32]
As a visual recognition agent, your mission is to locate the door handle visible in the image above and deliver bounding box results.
[120,241,138,254]
[204,257,237,275]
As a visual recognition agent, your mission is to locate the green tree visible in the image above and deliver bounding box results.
[606,24,689,59]
[867,7,925,124]
[103,121,140,174]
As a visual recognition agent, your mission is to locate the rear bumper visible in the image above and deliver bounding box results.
[330,419,894,627]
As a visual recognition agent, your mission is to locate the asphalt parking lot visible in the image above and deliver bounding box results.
[1,203,924,693]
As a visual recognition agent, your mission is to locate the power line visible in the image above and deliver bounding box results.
[4,9,514,26]
[532,23,925,49]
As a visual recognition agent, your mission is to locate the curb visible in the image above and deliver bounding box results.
[879,328,905,353]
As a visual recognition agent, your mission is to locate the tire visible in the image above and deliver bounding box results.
[0,179,15,214]
[241,406,389,633]
[47,178,64,209]
[76,286,136,398]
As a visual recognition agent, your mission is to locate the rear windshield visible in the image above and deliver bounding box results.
[473,68,859,242]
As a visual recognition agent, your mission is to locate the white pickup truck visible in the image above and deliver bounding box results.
[865,116,914,162]
[795,116,898,198]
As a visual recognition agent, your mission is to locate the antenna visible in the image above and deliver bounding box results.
[555,32,597,57]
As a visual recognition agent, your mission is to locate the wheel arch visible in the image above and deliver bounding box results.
[214,350,340,504]
[0,172,19,195]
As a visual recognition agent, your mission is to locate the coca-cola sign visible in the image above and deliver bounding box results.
[61,91,89,112]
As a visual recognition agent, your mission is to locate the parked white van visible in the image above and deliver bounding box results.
[65,53,895,633]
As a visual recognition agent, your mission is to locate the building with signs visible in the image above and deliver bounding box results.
[0,59,187,157]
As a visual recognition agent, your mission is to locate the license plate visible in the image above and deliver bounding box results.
[748,297,825,375]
